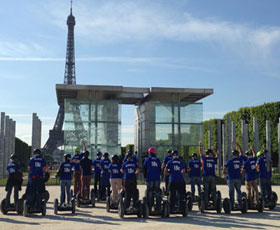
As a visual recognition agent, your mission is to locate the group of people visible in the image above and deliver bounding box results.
[3,140,275,215]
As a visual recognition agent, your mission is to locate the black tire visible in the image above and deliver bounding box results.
[269,197,277,210]
[272,191,278,202]
[106,197,110,212]
[42,201,46,216]
[241,192,247,199]
[216,191,222,201]
[223,198,231,214]
[162,200,169,218]
[199,199,205,213]
[137,201,142,218]
[241,197,248,214]
[216,201,222,214]
[182,201,188,217]
[23,200,28,217]
[142,200,149,219]
[1,199,7,215]
[16,199,24,215]
[118,198,125,219]
[43,190,50,202]
[54,199,58,215]
[257,198,264,213]
[187,196,193,211]
[91,191,96,207]
[72,199,76,214]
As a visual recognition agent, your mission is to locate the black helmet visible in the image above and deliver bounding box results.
[167,149,172,154]
[172,150,179,156]
[127,151,133,158]
[84,151,90,158]
[232,150,239,157]
[245,150,253,156]
[263,149,268,154]
[97,152,102,157]
[64,153,71,161]
[206,149,213,155]
[104,152,109,158]
[33,148,41,156]
[10,154,16,160]
[192,153,198,158]
[112,154,119,162]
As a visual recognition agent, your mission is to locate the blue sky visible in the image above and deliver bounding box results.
[1,0,280,146]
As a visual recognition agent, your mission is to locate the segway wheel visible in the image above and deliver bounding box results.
[216,201,222,214]
[16,199,24,215]
[42,201,46,216]
[106,197,110,212]
[142,199,149,219]
[137,201,142,218]
[241,192,247,199]
[241,197,248,214]
[54,199,58,215]
[72,199,76,214]
[223,198,231,214]
[187,195,193,211]
[257,198,264,213]
[216,191,222,201]
[269,197,277,210]
[0,199,7,215]
[162,200,169,218]
[272,191,278,202]
[182,201,188,217]
[23,200,28,217]
[43,190,50,202]
[199,199,205,213]
[118,198,125,219]
[91,191,96,207]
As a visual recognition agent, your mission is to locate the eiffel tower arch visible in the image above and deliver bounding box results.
[43,3,85,161]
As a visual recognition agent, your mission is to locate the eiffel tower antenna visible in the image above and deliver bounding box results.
[43,2,77,158]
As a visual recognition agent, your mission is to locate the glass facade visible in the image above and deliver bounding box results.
[136,101,203,160]
[64,99,121,158]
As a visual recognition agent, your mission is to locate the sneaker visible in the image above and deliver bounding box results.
[67,203,71,208]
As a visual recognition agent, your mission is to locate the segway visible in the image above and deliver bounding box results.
[166,191,188,217]
[198,190,222,213]
[223,194,248,214]
[253,191,277,210]
[76,189,95,207]
[1,198,23,215]
[54,198,76,214]
[241,192,264,213]
[118,189,142,218]
[23,194,47,217]
[142,188,169,218]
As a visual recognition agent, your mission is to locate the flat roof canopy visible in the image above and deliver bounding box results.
[56,84,213,105]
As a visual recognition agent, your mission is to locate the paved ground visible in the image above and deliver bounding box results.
[0,185,280,230]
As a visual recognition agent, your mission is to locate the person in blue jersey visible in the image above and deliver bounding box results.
[123,152,138,164]
[57,153,73,207]
[79,151,93,200]
[199,141,219,207]
[164,150,186,212]
[263,149,273,200]
[143,147,161,211]
[72,146,83,196]
[161,149,173,194]
[27,149,49,209]
[92,152,102,197]
[223,150,243,208]
[256,151,272,202]
[242,149,259,206]
[121,151,140,209]
[5,154,23,207]
[108,155,123,205]
[188,153,202,200]
[100,152,111,199]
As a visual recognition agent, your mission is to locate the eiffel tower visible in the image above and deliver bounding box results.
[43,2,76,157]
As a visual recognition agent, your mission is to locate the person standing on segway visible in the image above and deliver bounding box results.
[5,154,23,208]
[100,152,111,200]
[188,153,202,201]
[79,151,93,200]
[57,153,73,207]
[92,152,102,198]
[165,150,186,213]
[27,149,49,210]
[121,151,140,210]
[199,141,219,208]
[223,150,243,209]
[143,147,161,212]
[161,149,173,195]
[72,146,83,196]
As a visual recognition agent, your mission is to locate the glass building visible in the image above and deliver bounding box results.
[57,85,213,160]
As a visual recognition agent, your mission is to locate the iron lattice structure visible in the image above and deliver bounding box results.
[43,7,76,156]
